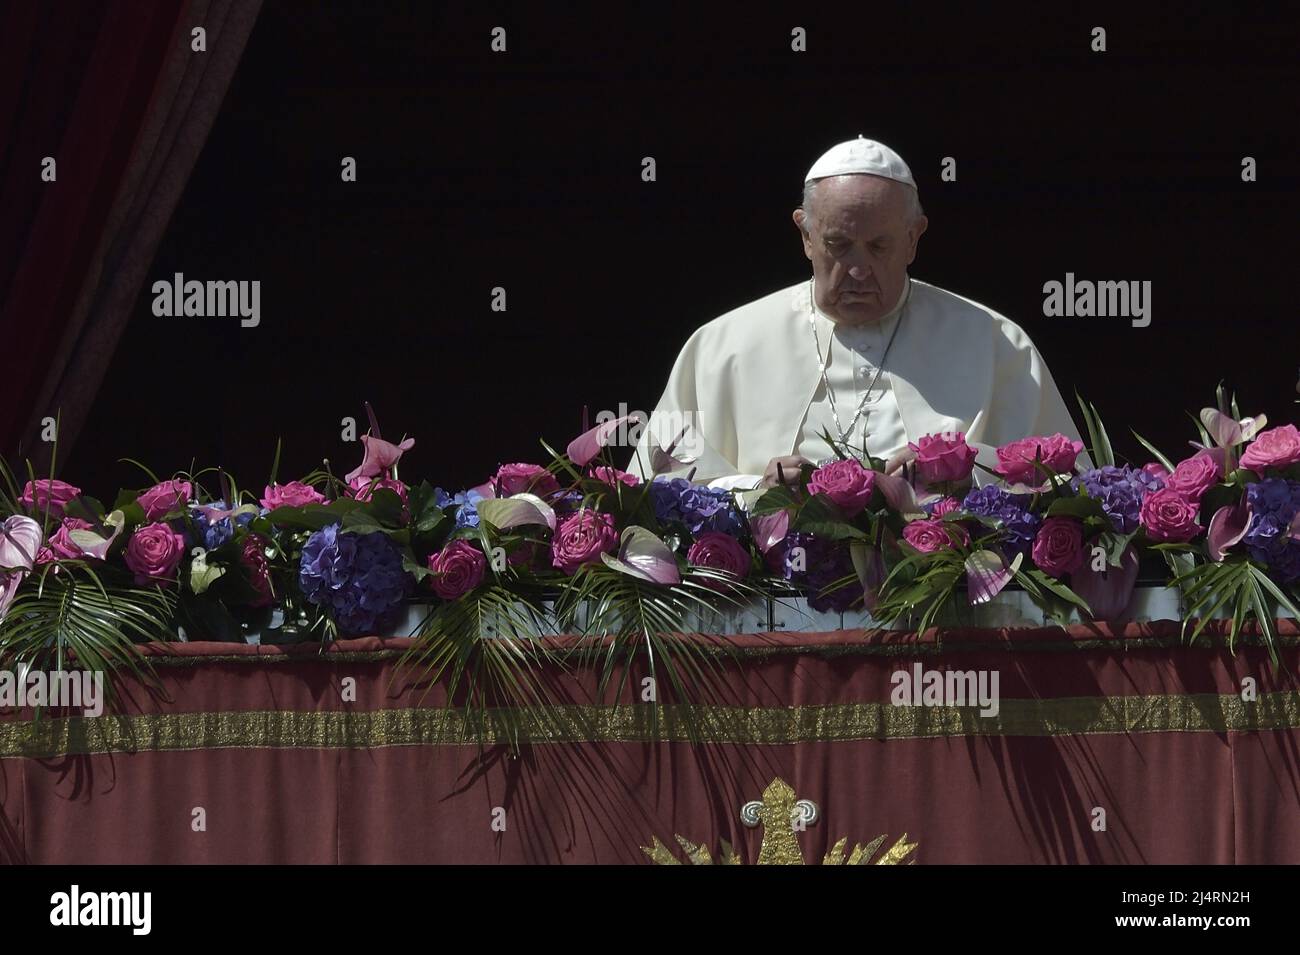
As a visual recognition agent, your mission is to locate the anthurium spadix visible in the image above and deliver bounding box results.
[476,493,556,532]
[601,525,681,585]
[1206,498,1251,561]
[0,515,42,571]
[965,549,1022,605]
[567,413,642,468]
[67,509,126,560]
[345,434,415,483]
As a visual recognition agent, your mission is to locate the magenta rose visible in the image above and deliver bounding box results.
[550,510,618,575]
[807,459,876,515]
[19,479,82,519]
[240,534,275,607]
[1141,461,1171,482]
[908,432,977,485]
[930,496,961,517]
[1139,488,1202,543]
[136,479,193,520]
[494,463,561,498]
[1165,452,1220,504]
[123,522,186,585]
[590,466,640,487]
[995,434,1085,484]
[686,531,751,587]
[902,518,970,553]
[426,540,487,600]
[47,517,95,560]
[348,475,409,504]
[1031,517,1086,578]
[1240,424,1300,472]
[261,481,325,510]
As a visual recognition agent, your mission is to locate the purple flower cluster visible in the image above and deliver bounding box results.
[650,478,743,536]
[299,523,412,634]
[434,488,483,529]
[960,485,1041,558]
[190,500,254,550]
[766,532,858,613]
[1069,465,1164,534]
[1244,479,1300,582]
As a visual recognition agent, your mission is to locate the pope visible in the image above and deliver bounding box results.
[630,136,1091,489]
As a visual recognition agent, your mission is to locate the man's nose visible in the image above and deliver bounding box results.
[849,263,871,281]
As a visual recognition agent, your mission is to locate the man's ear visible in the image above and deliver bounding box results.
[792,209,813,260]
[906,214,928,265]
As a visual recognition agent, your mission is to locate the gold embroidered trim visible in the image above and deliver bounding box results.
[2,691,1298,756]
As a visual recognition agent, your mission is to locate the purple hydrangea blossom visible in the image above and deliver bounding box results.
[1244,479,1300,582]
[766,531,859,613]
[299,523,412,634]
[190,500,254,550]
[649,477,744,536]
[434,488,483,529]
[960,485,1041,559]
[1069,465,1164,534]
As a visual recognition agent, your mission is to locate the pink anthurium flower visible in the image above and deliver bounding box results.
[1206,498,1252,561]
[0,571,25,624]
[66,510,126,561]
[601,526,681,585]
[966,549,1022,605]
[567,413,642,468]
[345,434,415,483]
[849,542,887,613]
[0,515,42,571]
[650,426,696,475]
[749,510,790,554]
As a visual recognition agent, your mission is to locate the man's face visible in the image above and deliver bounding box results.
[793,175,927,325]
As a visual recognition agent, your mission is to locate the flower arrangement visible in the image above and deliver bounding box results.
[2,388,1298,713]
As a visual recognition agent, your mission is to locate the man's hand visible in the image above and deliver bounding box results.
[760,455,813,488]
[883,447,917,476]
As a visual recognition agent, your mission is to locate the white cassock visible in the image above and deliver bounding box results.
[629,273,1093,488]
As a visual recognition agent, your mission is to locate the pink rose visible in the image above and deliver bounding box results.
[348,475,409,504]
[1139,488,1202,543]
[590,466,640,487]
[240,534,275,607]
[1165,452,1220,504]
[930,497,961,517]
[48,517,95,560]
[19,479,82,519]
[1240,424,1300,472]
[261,481,325,510]
[686,531,751,588]
[1031,516,1086,578]
[994,434,1085,485]
[427,540,487,600]
[908,432,977,485]
[123,522,186,585]
[806,459,876,515]
[1141,461,1171,482]
[494,463,561,498]
[550,510,618,575]
[902,518,970,553]
[136,479,193,520]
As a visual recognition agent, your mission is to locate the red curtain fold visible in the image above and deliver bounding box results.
[0,0,262,469]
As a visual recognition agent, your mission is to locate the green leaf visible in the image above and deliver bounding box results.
[1131,430,1175,473]
[1045,495,1108,520]
[750,485,800,516]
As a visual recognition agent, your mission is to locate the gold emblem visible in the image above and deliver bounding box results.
[641,777,918,865]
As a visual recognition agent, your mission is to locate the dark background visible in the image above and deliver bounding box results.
[64,1,1300,497]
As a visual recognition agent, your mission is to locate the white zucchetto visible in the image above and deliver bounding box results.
[804,135,917,190]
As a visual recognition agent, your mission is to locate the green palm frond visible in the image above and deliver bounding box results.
[0,563,175,705]
[394,585,563,752]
